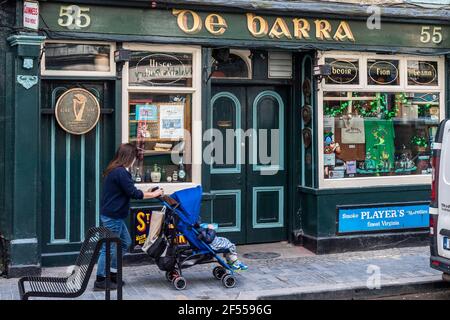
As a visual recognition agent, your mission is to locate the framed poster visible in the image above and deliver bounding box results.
[159,104,184,139]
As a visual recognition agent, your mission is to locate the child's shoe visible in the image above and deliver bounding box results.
[228,260,241,271]
[236,261,248,271]
[228,260,248,271]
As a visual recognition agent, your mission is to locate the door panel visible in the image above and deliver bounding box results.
[210,84,288,244]
[210,86,246,244]
[246,87,288,243]
[40,81,115,265]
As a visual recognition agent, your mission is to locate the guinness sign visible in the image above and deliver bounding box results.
[325,59,359,85]
[407,60,438,86]
[55,88,100,135]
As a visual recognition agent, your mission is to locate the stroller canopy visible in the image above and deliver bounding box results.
[171,185,203,225]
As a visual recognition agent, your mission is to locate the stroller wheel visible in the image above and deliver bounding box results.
[213,266,227,280]
[165,270,178,282]
[222,275,236,288]
[173,276,187,290]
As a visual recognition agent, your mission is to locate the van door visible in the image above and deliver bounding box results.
[438,120,450,259]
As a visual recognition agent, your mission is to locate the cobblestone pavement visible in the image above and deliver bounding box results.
[0,244,442,300]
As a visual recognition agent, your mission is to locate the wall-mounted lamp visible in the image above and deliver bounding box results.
[114,49,131,63]
[313,64,331,82]
[114,49,131,76]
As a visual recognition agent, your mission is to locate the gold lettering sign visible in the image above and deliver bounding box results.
[173,9,356,43]
[315,20,332,40]
[326,59,359,84]
[333,21,355,42]
[55,88,100,135]
[269,17,292,39]
[368,60,399,85]
[172,9,202,34]
[293,18,311,39]
[247,13,269,38]
[205,13,227,35]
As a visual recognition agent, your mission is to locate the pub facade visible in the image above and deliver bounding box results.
[0,0,449,276]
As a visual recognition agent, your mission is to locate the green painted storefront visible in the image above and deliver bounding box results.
[0,0,449,277]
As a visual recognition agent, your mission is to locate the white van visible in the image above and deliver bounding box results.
[431,119,450,281]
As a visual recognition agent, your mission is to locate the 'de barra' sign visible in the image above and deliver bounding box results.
[338,203,429,233]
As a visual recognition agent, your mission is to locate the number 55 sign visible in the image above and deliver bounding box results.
[420,26,443,45]
[58,5,91,30]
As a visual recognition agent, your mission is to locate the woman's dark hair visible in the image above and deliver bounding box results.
[103,143,138,177]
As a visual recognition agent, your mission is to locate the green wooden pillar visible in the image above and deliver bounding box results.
[6,33,45,277]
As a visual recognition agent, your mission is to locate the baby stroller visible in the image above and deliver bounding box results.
[152,185,237,290]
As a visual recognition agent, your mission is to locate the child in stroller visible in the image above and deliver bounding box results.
[150,185,247,290]
[195,222,248,271]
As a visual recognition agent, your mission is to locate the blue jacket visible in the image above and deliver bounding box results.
[100,166,144,219]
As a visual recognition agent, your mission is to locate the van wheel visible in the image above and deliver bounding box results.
[442,273,450,282]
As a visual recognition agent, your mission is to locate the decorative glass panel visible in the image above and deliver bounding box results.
[128,51,193,87]
[367,59,400,86]
[407,60,438,86]
[325,58,359,85]
[211,94,239,170]
[211,53,250,79]
[257,96,279,166]
[45,43,111,72]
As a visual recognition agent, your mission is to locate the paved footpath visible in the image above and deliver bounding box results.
[0,244,442,300]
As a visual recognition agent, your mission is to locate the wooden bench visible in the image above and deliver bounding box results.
[18,227,122,300]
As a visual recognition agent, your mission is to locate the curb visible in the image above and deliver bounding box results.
[236,275,449,300]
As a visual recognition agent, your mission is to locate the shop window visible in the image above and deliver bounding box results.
[43,43,112,73]
[322,91,440,180]
[211,50,251,79]
[128,93,192,184]
[128,51,193,87]
[123,45,201,191]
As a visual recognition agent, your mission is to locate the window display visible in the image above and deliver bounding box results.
[323,91,440,179]
[128,93,192,184]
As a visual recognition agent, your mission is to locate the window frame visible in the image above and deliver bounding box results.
[211,49,252,80]
[41,40,116,77]
[121,44,202,194]
[317,51,445,189]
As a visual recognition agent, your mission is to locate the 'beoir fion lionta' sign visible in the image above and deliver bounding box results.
[173,9,355,42]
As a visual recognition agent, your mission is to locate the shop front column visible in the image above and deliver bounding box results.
[6,33,46,277]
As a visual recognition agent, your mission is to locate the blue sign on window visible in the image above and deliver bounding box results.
[136,104,158,121]
[338,203,429,233]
